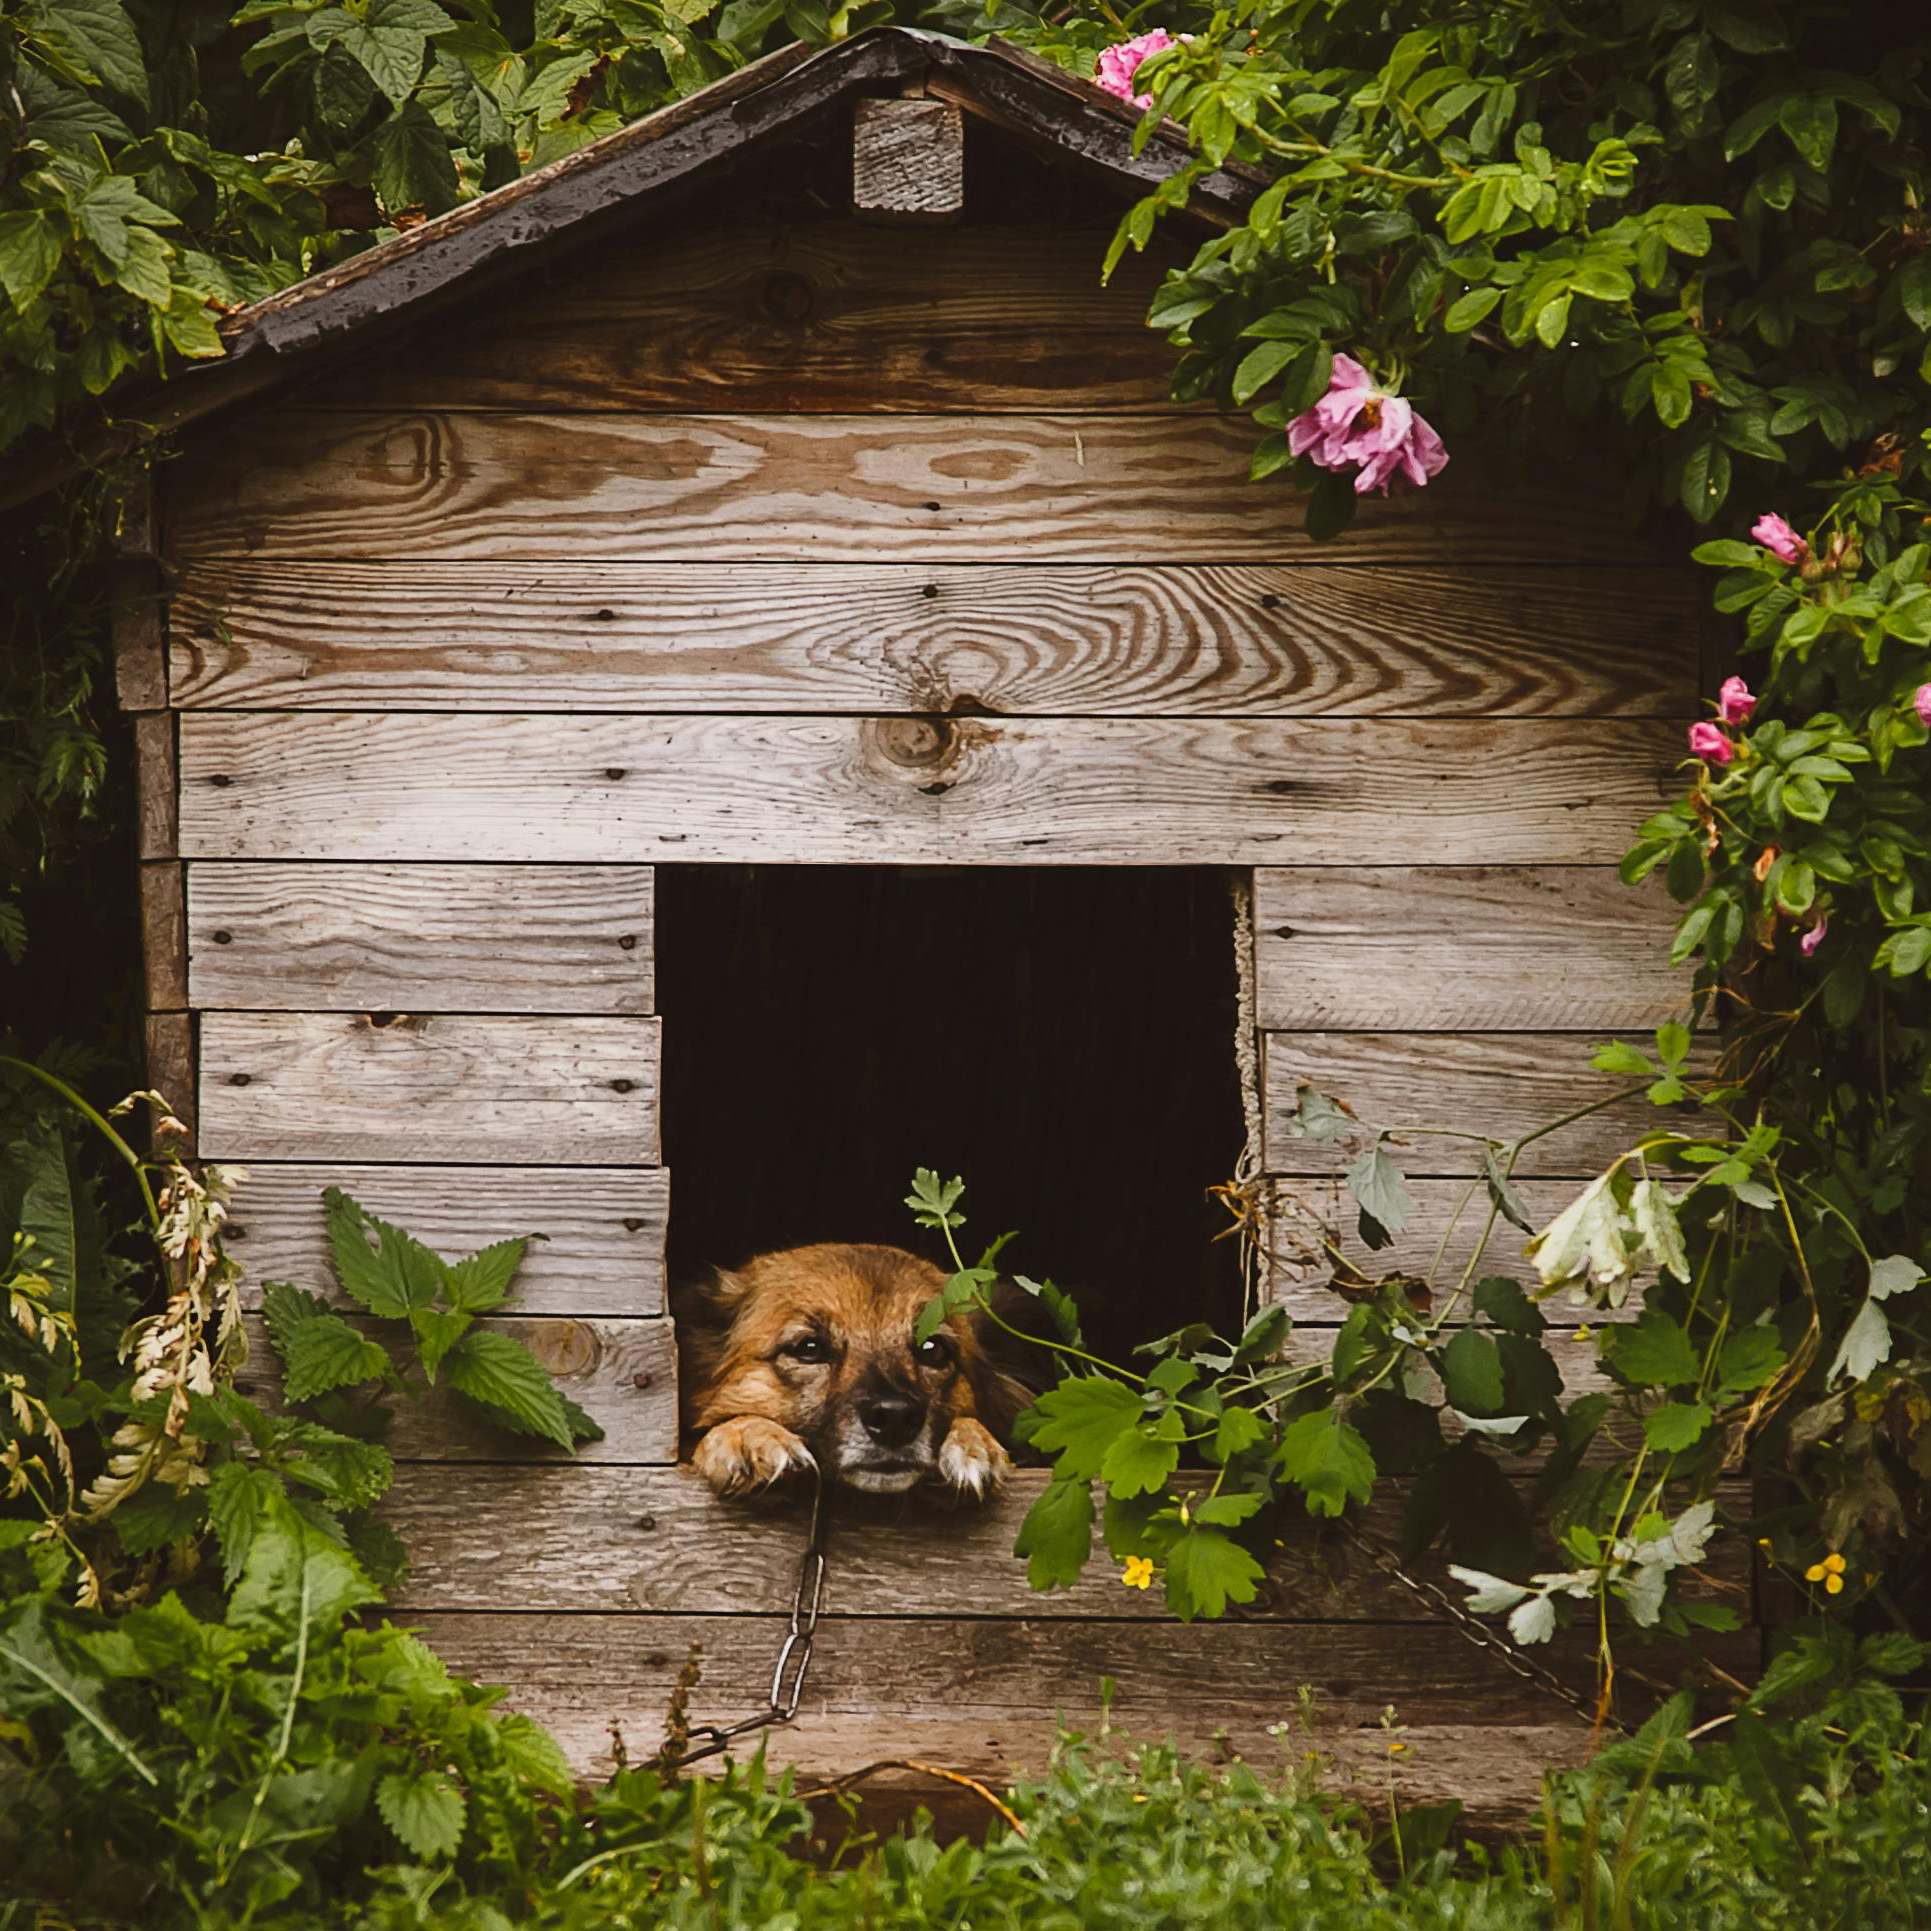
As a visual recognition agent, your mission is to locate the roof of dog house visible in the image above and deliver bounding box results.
[95,25,1744,1828]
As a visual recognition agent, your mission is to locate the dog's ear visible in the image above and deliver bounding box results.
[670,1265,748,1334]
[964,1278,1053,1442]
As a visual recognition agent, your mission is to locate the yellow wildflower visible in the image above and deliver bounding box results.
[1803,1552,1848,1594]
[1121,1556,1155,1591]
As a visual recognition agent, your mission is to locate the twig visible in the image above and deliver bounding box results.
[802,1757,1028,1837]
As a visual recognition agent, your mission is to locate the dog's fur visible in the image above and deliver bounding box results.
[676,1242,1031,1499]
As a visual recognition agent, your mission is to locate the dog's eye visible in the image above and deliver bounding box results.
[914,1334,955,1367]
[780,1334,831,1364]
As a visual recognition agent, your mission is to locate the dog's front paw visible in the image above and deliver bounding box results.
[692,1416,817,1496]
[937,1417,1010,1500]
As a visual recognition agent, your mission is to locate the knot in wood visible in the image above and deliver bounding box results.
[759,269,816,327]
[870,715,956,773]
[527,1318,598,1377]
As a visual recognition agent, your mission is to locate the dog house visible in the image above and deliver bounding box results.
[100,27,1738,1827]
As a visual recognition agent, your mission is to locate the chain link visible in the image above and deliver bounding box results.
[1341,1518,1626,1734]
[664,1469,830,1769]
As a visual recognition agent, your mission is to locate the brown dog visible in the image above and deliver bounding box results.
[677,1242,1029,1498]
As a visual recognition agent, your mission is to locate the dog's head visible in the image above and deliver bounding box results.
[677,1242,1030,1494]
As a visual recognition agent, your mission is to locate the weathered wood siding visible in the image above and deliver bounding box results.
[150,149,1714,1822]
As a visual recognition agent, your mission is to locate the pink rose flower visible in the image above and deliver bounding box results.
[1095,29,1182,110]
[1915,683,1931,728]
[1717,676,1756,725]
[1687,721,1734,765]
[1800,916,1828,958]
[1286,354,1450,496]
[1751,513,1807,565]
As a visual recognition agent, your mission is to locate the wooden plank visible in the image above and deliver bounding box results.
[165,411,1666,567]
[379,1465,1750,1621]
[197,1012,660,1163]
[140,861,188,1012]
[144,1011,196,1154]
[112,472,167,712]
[225,1163,667,1317]
[852,98,964,224]
[1254,868,1688,1033]
[1268,1176,1640,1324]
[237,1313,676,1463]
[134,711,177,860]
[187,863,653,1013]
[176,714,1678,866]
[1263,1033,1699,1178]
[296,224,1188,415]
[166,560,1698,716]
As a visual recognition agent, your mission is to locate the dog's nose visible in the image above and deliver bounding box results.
[857,1392,924,1448]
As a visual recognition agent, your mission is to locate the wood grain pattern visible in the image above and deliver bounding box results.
[237,1313,676,1463]
[166,559,1698,716]
[1263,1033,1702,1178]
[379,1465,1749,1621]
[134,711,176,860]
[187,863,653,1013]
[141,860,188,1012]
[176,713,1678,866]
[144,1011,195,1153]
[165,411,1666,567]
[226,1163,667,1316]
[1267,1175,1639,1324]
[851,99,964,223]
[295,223,1186,414]
[1253,868,1688,1031]
[197,1012,660,1163]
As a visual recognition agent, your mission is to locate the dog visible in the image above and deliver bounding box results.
[676,1242,1031,1499]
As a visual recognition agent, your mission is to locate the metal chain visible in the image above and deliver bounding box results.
[1341,1518,1628,1735]
[664,1469,830,1769]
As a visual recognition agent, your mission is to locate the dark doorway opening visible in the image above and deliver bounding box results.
[657,865,1246,1365]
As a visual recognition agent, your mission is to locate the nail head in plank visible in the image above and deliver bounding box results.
[188,863,653,1013]
[197,1011,660,1163]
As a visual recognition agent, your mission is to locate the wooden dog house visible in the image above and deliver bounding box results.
[101,27,1739,1825]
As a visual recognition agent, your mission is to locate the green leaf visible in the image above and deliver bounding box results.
[0,212,63,315]
[1440,1330,1506,1415]
[1608,1311,1700,1388]
[1012,1476,1093,1590]
[1231,340,1298,407]
[11,1115,81,1312]
[1101,1415,1184,1500]
[1304,469,1357,542]
[367,100,460,216]
[1717,1326,1784,1393]
[1346,1140,1412,1249]
[1026,1375,1142,1480]
[264,1291,394,1402]
[904,1169,965,1231]
[377,1768,466,1860]
[1164,1527,1264,1622]
[1474,1276,1546,1335]
[411,1307,471,1381]
[228,1501,381,1638]
[443,1236,528,1313]
[1644,1400,1711,1451]
[159,286,223,359]
[325,1187,446,1320]
[1277,1410,1376,1517]
[28,0,149,106]
[341,23,427,106]
[1213,1405,1268,1463]
[1828,1298,1891,1385]
[1444,286,1501,333]
[440,1330,580,1449]
[206,1461,285,1588]
[1778,93,1837,171]
[1680,439,1730,523]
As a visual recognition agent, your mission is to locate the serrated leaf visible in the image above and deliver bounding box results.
[444,1236,527,1313]
[1508,1594,1558,1645]
[0,212,63,315]
[1717,1325,1783,1393]
[495,1712,574,1796]
[325,1187,445,1320]
[1100,1415,1183,1500]
[1608,1311,1700,1388]
[206,1462,284,1588]
[440,1330,577,1449]
[276,1306,394,1403]
[1025,1376,1142,1480]
[1213,1405,1268,1463]
[1012,1476,1093,1590]
[1644,1400,1711,1451]
[1190,1491,1265,1527]
[1447,1564,1531,1614]
[228,1501,380,1637]
[1867,1254,1923,1300]
[29,0,149,105]
[1277,1410,1375,1517]
[368,100,460,215]
[1164,1527,1264,1622]
[377,1768,466,1860]
[410,1307,470,1381]
[341,23,427,106]
[1346,1140,1412,1249]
